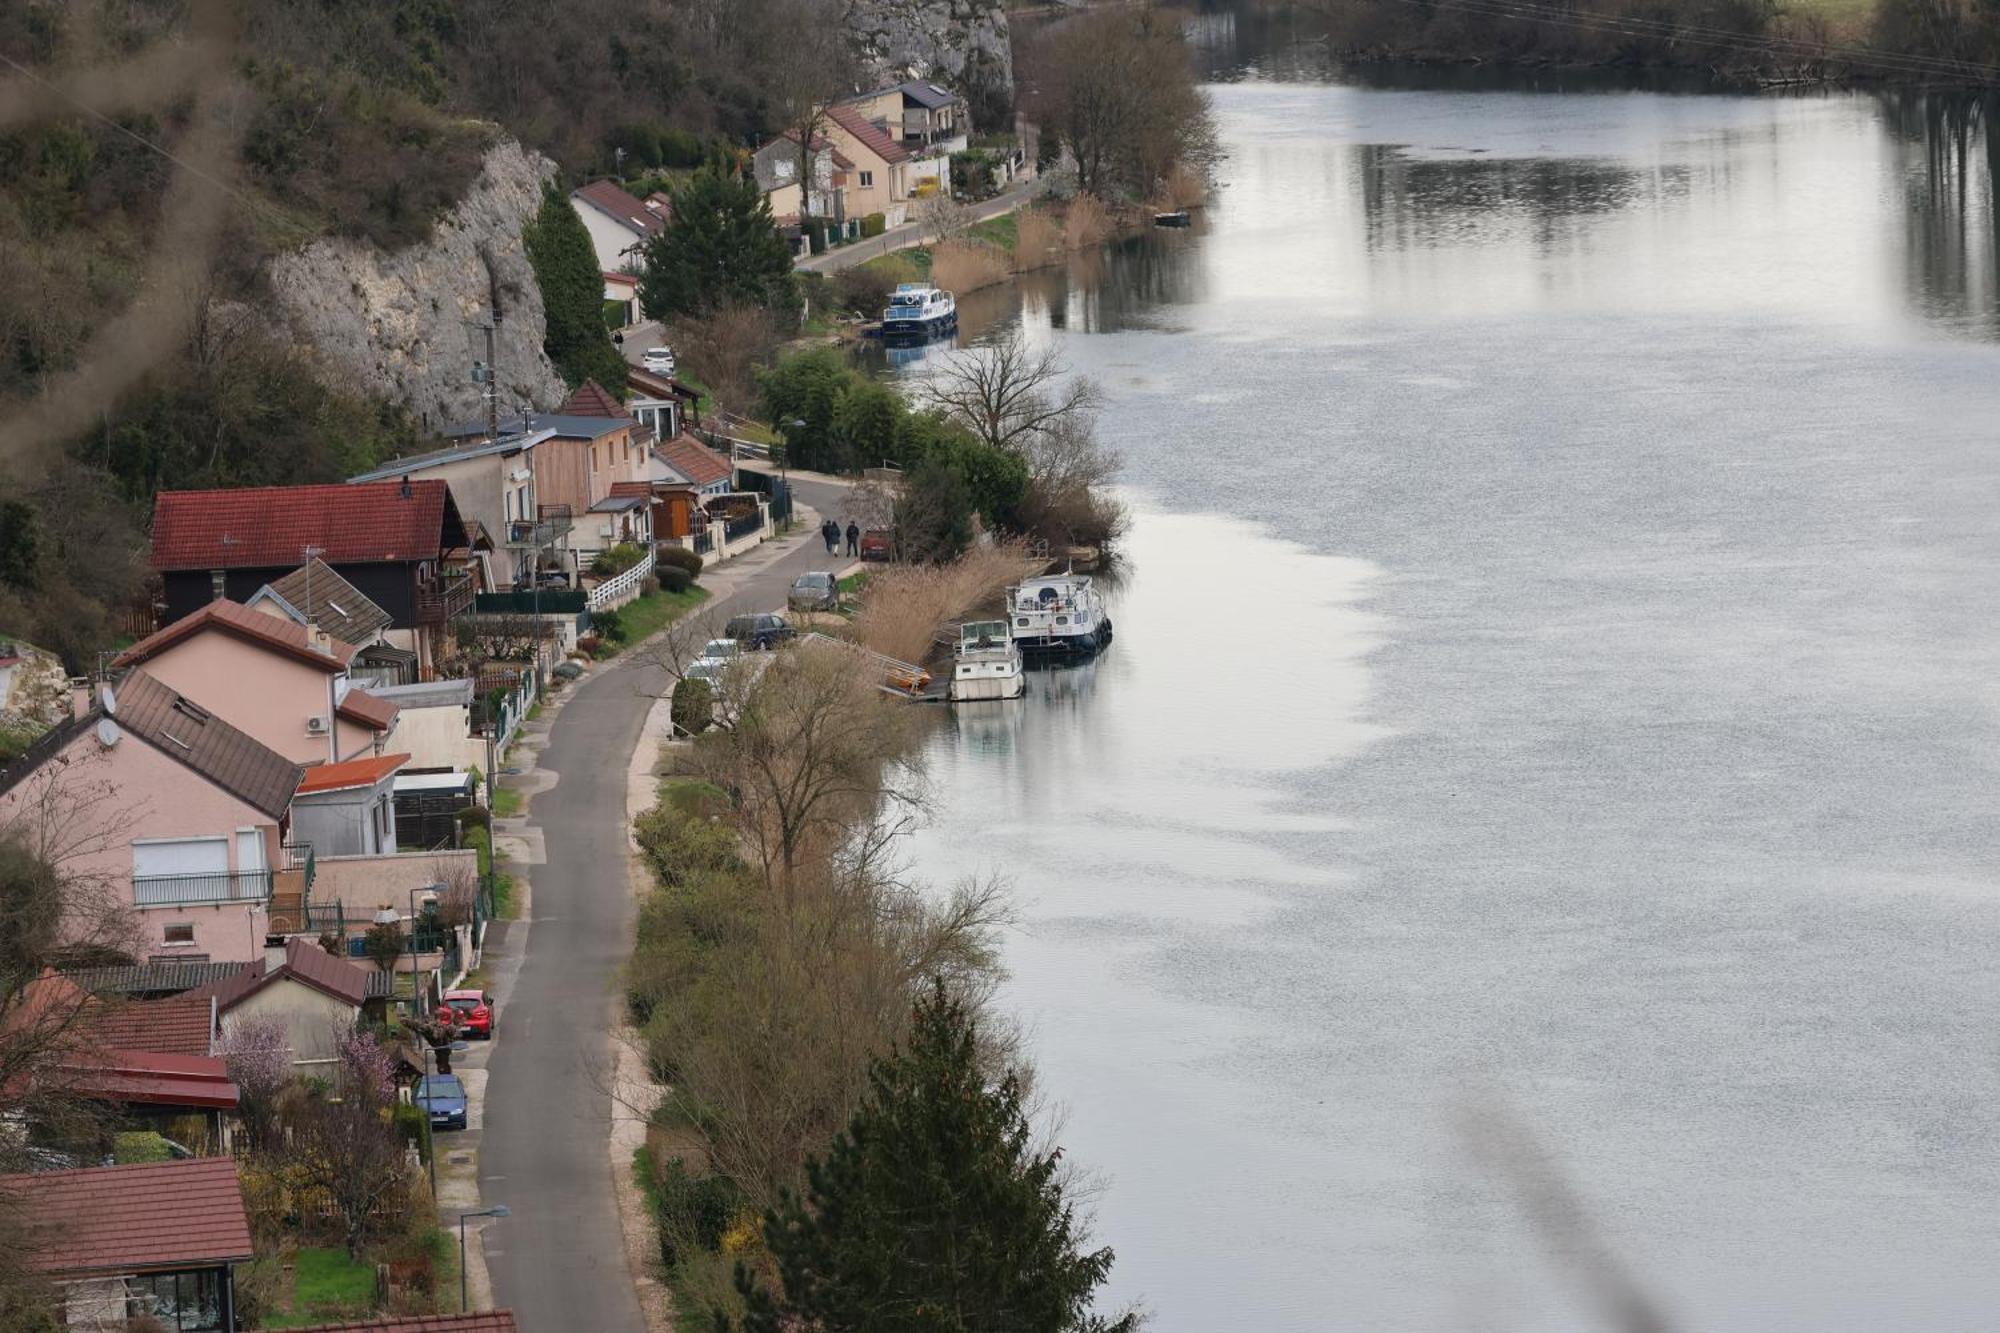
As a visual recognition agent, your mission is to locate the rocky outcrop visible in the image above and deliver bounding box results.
[845,0,1012,112]
[266,138,566,430]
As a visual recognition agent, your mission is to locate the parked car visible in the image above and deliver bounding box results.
[444,989,495,1039]
[698,638,744,664]
[788,571,839,612]
[859,528,895,562]
[643,346,676,375]
[417,1074,469,1131]
[725,612,795,650]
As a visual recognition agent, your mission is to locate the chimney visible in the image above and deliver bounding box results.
[263,939,289,971]
[209,569,226,603]
[400,475,414,499]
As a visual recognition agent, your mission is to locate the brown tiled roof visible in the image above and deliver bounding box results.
[83,995,215,1058]
[826,104,911,165]
[336,687,399,732]
[6,1158,254,1275]
[653,434,733,489]
[572,180,664,237]
[283,1314,519,1332]
[558,379,626,419]
[110,671,304,820]
[59,1050,238,1110]
[297,752,408,796]
[112,598,357,673]
[189,939,378,1012]
[260,559,394,645]
[150,480,467,571]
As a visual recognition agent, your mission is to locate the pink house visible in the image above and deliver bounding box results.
[109,599,399,766]
[0,671,305,965]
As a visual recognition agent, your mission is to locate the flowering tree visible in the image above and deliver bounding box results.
[217,1018,290,1153]
[296,1027,407,1257]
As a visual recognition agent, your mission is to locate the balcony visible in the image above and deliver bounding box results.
[413,568,476,626]
[506,503,573,551]
[133,871,272,908]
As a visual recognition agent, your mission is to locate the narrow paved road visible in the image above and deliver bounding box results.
[793,175,1047,274]
[481,476,854,1332]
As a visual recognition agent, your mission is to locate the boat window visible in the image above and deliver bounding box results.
[1016,618,1029,628]
[1055,616,1069,625]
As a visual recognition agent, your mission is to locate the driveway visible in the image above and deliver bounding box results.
[478,475,855,1333]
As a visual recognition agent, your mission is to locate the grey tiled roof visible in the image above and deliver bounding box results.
[63,962,250,996]
[259,559,393,645]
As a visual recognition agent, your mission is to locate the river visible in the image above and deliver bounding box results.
[884,18,2000,1331]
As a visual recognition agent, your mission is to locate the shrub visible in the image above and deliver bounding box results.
[861,212,886,238]
[364,921,404,974]
[392,1103,431,1162]
[652,1156,741,1266]
[593,606,627,643]
[455,805,490,832]
[591,542,647,577]
[657,566,693,594]
[656,545,705,579]
[670,677,713,736]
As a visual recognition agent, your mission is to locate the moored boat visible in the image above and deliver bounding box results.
[881,282,957,336]
[1006,574,1111,658]
[950,619,1026,701]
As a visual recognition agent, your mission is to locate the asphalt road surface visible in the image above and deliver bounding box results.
[481,474,853,1332]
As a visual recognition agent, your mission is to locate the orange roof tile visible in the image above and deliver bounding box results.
[296,752,409,795]
[336,688,399,732]
[558,379,626,418]
[150,480,466,571]
[653,434,733,489]
[826,104,911,165]
[83,996,214,1058]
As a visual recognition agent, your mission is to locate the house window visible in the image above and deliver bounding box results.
[131,1268,225,1331]
[163,924,196,945]
[859,170,874,188]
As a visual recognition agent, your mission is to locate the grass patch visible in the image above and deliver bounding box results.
[599,585,710,655]
[491,786,523,819]
[965,213,1017,250]
[837,571,870,597]
[491,862,520,920]
[260,1246,377,1327]
[862,248,932,281]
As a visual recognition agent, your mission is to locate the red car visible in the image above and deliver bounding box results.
[444,989,495,1039]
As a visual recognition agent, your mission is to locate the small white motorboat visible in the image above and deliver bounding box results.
[950,619,1025,701]
[881,282,958,337]
[1006,574,1111,658]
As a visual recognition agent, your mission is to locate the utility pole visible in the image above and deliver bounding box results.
[305,545,334,762]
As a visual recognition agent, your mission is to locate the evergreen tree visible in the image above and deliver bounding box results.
[523,181,630,395]
[639,166,799,325]
[731,981,1135,1333]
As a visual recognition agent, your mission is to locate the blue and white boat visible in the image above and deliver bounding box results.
[881,283,957,337]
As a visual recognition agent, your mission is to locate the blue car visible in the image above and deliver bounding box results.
[417,1074,468,1131]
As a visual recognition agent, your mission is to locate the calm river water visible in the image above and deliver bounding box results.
[889,18,2000,1330]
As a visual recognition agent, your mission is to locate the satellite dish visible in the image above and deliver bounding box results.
[101,685,117,715]
[95,719,121,748]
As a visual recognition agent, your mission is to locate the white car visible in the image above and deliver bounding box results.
[642,346,675,376]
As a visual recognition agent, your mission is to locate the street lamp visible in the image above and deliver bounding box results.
[416,1038,468,1205]
[459,1204,511,1310]
[783,417,805,530]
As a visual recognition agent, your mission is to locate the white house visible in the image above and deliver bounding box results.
[569,180,666,275]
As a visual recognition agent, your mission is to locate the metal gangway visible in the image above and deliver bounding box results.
[797,631,935,699]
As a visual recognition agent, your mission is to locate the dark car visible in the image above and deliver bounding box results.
[726,612,796,650]
[859,528,894,562]
[444,989,494,1039]
[417,1074,468,1131]
[788,572,839,613]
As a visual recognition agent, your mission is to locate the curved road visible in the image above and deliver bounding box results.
[480,474,854,1332]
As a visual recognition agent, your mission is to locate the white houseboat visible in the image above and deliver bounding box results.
[950,619,1026,701]
[881,282,957,337]
[1006,573,1111,658]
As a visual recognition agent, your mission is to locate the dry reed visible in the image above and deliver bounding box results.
[1012,207,1062,273]
[1063,192,1114,250]
[851,541,1037,666]
[929,239,1012,295]
[1157,163,1208,211]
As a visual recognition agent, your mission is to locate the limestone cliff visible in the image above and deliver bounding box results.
[845,0,1013,114]
[266,138,566,430]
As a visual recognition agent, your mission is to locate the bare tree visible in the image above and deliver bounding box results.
[923,330,1103,456]
[668,304,780,419]
[292,1028,408,1259]
[920,192,973,246]
[749,0,860,238]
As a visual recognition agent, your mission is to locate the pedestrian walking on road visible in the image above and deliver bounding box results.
[821,518,838,554]
[845,521,860,556]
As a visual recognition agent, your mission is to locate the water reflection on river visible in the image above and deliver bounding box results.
[888,35,2000,1331]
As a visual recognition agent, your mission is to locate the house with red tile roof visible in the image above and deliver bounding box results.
[753,130,856,226]
[150,480,477,677]
[186,937,390,1069]
[5,1157,255,1330]
[110,599,400,767]
[569,178,667,273]
[0,671,307,965]
[824,103,918,227]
